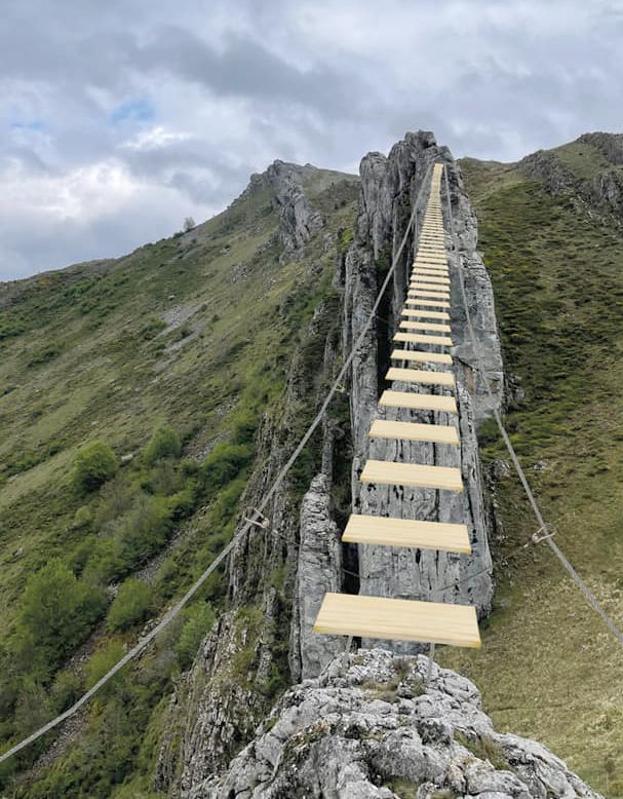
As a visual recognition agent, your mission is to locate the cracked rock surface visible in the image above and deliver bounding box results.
[194,648,601,799]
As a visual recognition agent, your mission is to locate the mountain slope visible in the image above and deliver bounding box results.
[0,162,359,796]
[442,137,623,797]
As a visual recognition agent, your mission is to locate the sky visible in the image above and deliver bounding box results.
[1,0,623,280]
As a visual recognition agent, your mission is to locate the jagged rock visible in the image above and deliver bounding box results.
[266,160,324,254]
[289,474,344,681]
[194,649,601,799]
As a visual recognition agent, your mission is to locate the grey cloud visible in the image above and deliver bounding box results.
[2,0,623,278]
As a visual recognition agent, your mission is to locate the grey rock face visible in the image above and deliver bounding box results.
[342,132,503,645]
[289,474,344,681]
[266,160,324,254]
[195,648,601,799]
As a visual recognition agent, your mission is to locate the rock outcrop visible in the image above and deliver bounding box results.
[266,160,324,254]
[195,648,601,799]
[289,474,344,681]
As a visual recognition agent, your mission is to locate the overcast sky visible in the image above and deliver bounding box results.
[1,0,622,280]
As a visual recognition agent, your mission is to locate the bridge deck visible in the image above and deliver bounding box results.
[361,458,463,492]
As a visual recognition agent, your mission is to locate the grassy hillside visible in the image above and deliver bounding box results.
[0,165,359,797]
[442,146,623,797]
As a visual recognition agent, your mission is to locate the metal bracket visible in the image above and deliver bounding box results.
[526,524,556,546]
[244,508,271,530]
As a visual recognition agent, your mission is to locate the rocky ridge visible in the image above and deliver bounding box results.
[195,648,601,799]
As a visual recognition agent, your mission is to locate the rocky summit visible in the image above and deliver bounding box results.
[198,649,601,799]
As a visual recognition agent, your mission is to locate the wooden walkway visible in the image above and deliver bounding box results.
[313,161,481,650]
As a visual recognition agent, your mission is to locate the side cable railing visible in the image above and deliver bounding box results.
[0,162,438,766]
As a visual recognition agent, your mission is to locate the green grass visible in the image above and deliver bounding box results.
[441,157,623,798]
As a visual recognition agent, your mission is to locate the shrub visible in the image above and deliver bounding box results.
[143,426,181,465]
[13,559,106,678]
[107,579,153,632]
[73,441,118,493]
[175,603,216,669]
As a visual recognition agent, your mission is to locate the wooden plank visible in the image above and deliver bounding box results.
[394,332,453,346]
[386,366,455,386]
[391,348,452,364]
[410,277,450,285]
[379,389,457,414]
[405,299,451,309]
[399,320,451,332]
[369,418,459,445]
[343,514,471,554]
[401,309,449,320]
[411,281,450,290]
[411,270,449,277]
[313,593,480,647]
[361,458,463,492]
[408,290,450,299]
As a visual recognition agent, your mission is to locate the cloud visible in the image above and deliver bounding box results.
[1,0,623,278]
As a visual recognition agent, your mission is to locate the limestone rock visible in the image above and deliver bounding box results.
[195,649,601,799]
[289,474,344,681]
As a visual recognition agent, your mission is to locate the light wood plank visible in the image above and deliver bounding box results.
[361,458,463,492]
[369,419,459,445]
[405,299,451,308]
[343,514,470,554]
[401,309,449,320]
[379,389,457,413]
[410,277,450,285]
[394,332,453,346]
[313,593,480,647]
[399,320,451,332]
[386,366,454,386]
[391,348,452,364]
[411,281,450,290]
[408,289,450,299]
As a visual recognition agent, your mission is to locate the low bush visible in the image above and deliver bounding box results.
[73,441,118,493]
[143,426,181,465]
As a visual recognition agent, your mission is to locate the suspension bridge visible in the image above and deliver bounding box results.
[313,163,481,651]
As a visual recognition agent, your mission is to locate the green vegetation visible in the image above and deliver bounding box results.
[442,153,623,796]
[72,441,118,492]
[143,426,181,465]
[454,731,509,770]
[0,165,359,796]
[106,580,154,632]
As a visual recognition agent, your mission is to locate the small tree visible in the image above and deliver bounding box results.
[106,578,153,632]
[144,425,181,465]
[73,441,118,493]
[183,216,196,233]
